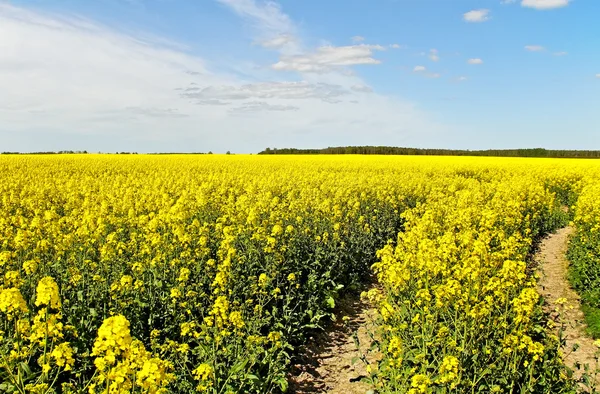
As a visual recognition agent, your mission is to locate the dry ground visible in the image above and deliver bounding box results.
[536,226,600,387]
[289,225,599,392]
[288,293,379,394]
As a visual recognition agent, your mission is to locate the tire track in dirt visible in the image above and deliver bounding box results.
[536,226,600,386]
[288,293,380,394]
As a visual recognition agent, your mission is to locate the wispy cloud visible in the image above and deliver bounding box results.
[553,51,568,56]
[467,58,484,65]
[521,0,570,10]
[217,0,294,36]
[351,85,373,93]
[216,0,300,54]
[271,44,386,73]
[429,48,440,62]
[179,82,351,102]
[463,9,491,22]
[230,101,299,113]
[412,66,440,79]
[351,35,365,43]
[258,35,295,49]
[525,45,545,51]
[0,2,444,152]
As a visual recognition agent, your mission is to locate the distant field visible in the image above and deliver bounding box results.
[1,155,599,393]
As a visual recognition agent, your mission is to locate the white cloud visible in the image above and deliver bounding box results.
[412,66,440,79]
[553,51,568,56]
[180,81,350,102]
[272,44,385,73]
[390,43,403,49]
[429,49,440,62]
[501,0,518,4]
[217,0,294,35]
[216,0,300,54]
[467,58,484,64]
[525,45,545,51]
[463,9,491,23]
[457,76,468,81]
[230,101,299,113]
[0,3,444,152]
[351,85,373,93]
[521,0,570,9]
[596,74,600,79]
[220,0,387,74]
[258,35,295,49]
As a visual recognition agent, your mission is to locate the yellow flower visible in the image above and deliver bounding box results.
[409,374,431,394]
[92,315,133,359]
[24,383,49,394]
[267,331,282,347]
[4,270,22,287]
[439,355,460,387]
[387,336,402,359]
[22,259,38,275]
[51,342,75,371]
[271,224,283,236]
[229,311,245,329]
[35,276,61,309]
[258,273,269,288]
[170,288,182,299]
[193,363,213,381]
[177,267,191,282]
[0,287,29,316]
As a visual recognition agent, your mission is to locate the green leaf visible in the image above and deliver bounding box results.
[246,374,260,382]
[277,377,289,392]
[326,296,335,309]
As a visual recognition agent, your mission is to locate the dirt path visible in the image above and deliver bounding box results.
[288,226,595,392]
[288,293,379,394]
[536,226,599,383]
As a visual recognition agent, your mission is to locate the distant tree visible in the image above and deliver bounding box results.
[256,146,600,159]
[226,151,231,155]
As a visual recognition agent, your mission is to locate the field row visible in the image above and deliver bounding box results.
[0,155,599,393]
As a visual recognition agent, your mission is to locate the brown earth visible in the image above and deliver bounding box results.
[536,226,600,387]
[288,225,597,393]
[288,293,380,394]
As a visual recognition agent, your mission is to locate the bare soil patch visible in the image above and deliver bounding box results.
[288,292,380,394]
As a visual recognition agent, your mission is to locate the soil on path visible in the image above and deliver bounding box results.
[288,293,380,394]
[288,225,595,393]
[536,226,599,383]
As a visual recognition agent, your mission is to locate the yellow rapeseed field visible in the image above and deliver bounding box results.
[1,154,599,393]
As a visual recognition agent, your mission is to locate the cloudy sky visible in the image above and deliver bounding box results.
[1,0,599,153]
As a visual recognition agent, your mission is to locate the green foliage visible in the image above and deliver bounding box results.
[567,231,600,338]
[259,146,600,158]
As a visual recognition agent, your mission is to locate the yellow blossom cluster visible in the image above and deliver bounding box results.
[370,159,600,392]
[0,154,599,392]
[567,182,600,347]
[89,315,173,394]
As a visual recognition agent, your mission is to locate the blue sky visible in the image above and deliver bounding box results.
[1,0,598,153]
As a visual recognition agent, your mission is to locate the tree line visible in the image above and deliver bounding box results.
[258,146,600,158]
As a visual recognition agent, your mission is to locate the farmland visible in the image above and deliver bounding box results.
[1,155,599,393]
